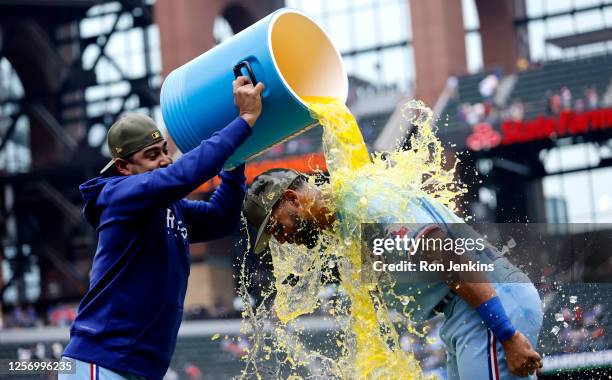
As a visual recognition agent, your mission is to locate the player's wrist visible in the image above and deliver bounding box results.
[475,296,516,342]
[239,113,257,127]
[500,331,519,347]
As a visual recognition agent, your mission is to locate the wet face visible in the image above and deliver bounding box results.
[115,140,172,175]
[265,189,320,249]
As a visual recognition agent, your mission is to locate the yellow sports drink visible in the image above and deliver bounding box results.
[238,96,464,379]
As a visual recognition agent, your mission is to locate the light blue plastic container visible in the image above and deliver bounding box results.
[160,8,348,169]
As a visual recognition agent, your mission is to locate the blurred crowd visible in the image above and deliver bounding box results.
[3,303,77,328]
[4,286,609,380]
[455,73,608,130]
[3,298,250,329]
[400,318,447,379]
[163,364,204,380]
[182,295,256,321]
[16,342,64,361]
[545,86,600,115]
[555,303,607,353]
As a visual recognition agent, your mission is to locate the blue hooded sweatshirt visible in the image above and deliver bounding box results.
[63,117,252,379]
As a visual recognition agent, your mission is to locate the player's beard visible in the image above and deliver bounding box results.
[294,215,320,249]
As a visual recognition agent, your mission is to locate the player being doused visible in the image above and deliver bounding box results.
[244,169,543,379]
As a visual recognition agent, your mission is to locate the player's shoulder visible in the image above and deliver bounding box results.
[419,197,464,223]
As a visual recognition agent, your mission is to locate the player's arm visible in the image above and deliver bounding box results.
[103,117,250,211]
[180,164,247,242]
[449,281,542,378]
[103,78,264,214]
[424,227,543,377]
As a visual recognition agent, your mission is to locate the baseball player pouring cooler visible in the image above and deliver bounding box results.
[60,77,264,380]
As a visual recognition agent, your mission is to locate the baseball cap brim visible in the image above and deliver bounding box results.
[254,211,273,254]
[100,159,116,174]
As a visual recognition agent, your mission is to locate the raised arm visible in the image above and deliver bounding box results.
[181,164,248,242]
[102,77,264,216]
[102,117,252,215]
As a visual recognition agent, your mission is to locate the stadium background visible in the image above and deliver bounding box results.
[0,0,611,378]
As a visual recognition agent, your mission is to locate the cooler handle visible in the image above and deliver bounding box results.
[233,60,258,85]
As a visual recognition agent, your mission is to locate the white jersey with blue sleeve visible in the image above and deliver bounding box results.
[336,176,543,380]
[335,177,458,322]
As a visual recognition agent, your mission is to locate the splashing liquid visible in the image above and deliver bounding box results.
[237,96,465,379]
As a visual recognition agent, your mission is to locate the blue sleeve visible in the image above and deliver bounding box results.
[102,117,252,217]
[180,163,247,242]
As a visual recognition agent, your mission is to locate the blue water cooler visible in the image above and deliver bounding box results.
[160,8,348,169]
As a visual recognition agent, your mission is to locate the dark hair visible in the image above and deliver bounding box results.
[288,173,330,190]
[122,152,136,163]
[276,175,309,205]
[288,175,308,191]
[101,154,135,177]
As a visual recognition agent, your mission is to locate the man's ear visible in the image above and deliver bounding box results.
[114,158,132,176]
[282,189,300,208]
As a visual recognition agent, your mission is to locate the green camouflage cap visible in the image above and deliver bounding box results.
[100,113,164,174]
[243,168,303,254]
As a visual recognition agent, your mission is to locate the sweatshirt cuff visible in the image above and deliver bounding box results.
[219,163,247,189]
[220,163,245,180]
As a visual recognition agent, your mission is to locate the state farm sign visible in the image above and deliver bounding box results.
[501,108,612,145]
[466,108,612,151]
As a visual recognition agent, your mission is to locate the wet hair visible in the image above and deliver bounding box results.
[288,175,308,191]
[277,175,311,206]
[288,173,329,191]
[122,153,136,164]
